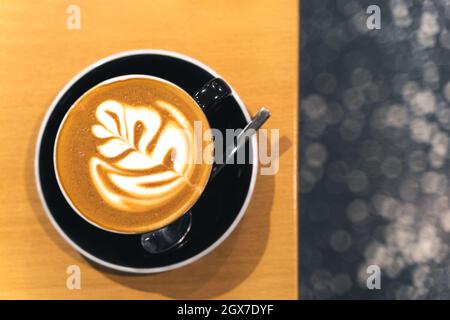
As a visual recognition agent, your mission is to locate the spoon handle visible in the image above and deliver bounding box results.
[211,107,271,179]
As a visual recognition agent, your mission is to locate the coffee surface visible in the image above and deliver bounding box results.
[55,77,213,233]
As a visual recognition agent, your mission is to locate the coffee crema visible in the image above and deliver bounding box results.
[55,77,213,233]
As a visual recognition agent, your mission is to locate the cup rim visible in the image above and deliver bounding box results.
[52,74,214,234]
[35,49,259,274]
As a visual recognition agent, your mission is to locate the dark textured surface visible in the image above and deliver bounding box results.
[300,0,450,299]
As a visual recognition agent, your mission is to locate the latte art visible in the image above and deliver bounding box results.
[90,99,195,212]
[55,77,213,233]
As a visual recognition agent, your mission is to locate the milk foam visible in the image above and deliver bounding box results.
[90,100,195,212]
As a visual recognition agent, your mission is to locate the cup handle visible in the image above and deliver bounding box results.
[193,78,232,110]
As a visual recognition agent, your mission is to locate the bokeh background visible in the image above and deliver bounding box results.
[300,0,450,299]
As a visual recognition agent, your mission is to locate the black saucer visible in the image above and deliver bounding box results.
[36,51,256,272]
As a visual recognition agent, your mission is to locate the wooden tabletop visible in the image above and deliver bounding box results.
[0,0,298,299]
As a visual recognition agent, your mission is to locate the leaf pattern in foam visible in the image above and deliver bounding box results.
[91,100,169,171]
[89,99,197,211]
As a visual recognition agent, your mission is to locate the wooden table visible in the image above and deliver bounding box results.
[0,0,298,299]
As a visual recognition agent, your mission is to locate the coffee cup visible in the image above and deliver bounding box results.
[53,73,269,253]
